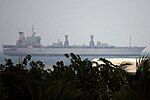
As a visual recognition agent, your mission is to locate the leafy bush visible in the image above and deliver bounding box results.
[0,53,150,100]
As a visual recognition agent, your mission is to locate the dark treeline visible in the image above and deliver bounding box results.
[0,53,150,100]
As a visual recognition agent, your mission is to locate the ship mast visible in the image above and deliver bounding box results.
[32,25,35,34]
[17,28,20,33]
[129,35,131,47]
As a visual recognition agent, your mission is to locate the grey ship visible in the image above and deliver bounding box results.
[3,28,145,57]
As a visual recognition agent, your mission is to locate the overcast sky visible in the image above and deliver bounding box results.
[0,0,150,51]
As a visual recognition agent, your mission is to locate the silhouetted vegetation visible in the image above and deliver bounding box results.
[0,53,150,100]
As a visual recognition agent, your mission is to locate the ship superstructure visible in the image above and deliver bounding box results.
[3,28,145,57]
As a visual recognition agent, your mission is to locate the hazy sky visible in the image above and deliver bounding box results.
[0,0,150,51]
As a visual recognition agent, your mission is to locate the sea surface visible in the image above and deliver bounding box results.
[0,52,103,69]
[0,51,150,72]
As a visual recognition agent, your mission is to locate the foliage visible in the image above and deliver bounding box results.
[0,53,150,100]
[133,56,150,100]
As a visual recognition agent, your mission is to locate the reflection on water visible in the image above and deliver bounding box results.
[92,58,138,73]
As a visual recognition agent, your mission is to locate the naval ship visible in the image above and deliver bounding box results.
[2,28,145,57]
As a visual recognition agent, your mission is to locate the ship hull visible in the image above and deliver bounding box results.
[3,46,145,57]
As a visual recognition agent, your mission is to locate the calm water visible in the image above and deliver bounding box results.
[0,51,150,72]
[0,52,103,69]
